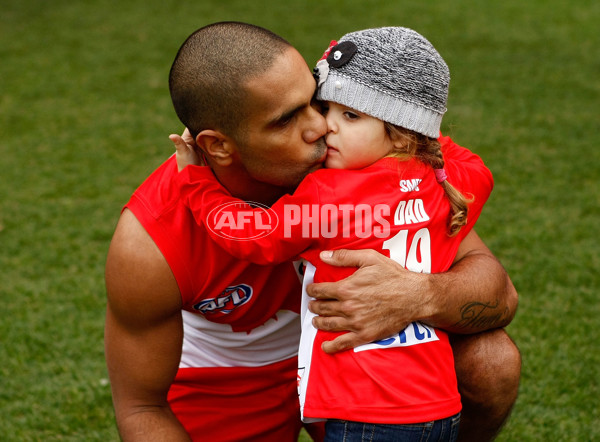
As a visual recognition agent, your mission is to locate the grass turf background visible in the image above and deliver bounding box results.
[0,0,598,440]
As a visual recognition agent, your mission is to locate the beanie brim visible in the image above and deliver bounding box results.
[317,72,444,138]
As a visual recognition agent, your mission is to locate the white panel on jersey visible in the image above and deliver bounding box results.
[180,309,300,368]
[296,262,325,423]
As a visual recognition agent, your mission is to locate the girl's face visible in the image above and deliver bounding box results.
[322,101,395,170]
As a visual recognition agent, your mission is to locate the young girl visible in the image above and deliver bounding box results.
[174,27,493,441]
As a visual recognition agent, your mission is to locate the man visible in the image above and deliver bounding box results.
[105,22,519,442]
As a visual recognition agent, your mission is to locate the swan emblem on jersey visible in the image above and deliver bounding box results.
[193,284,253,315]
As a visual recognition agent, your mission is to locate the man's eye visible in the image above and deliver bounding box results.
[277,115,293,126]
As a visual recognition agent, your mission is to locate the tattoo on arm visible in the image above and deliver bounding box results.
[453,300,509,331]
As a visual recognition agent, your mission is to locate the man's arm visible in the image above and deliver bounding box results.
[431,229,517,332]
[307,229,518,353]
[104,209,191,441]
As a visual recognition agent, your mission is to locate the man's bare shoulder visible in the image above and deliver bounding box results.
[105,209,182,323]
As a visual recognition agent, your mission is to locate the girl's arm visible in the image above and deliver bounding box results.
[174,165,318,266]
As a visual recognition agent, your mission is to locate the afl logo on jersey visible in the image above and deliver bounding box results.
[193,284,253,314]
[206,201,278,241]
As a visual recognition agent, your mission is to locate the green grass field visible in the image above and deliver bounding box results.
[1,0,598,440]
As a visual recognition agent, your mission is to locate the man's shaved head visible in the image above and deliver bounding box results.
[169,21,292,138]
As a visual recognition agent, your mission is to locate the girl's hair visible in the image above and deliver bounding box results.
[385,123,473,236]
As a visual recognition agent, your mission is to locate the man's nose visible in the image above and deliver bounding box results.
[303,107,327,143]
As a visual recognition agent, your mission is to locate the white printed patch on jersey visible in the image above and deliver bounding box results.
[354,321,439,353]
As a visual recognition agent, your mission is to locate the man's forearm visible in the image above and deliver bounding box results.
[117,406,191,442]
[422,247,518,334]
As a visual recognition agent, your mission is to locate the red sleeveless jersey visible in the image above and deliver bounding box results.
[125,156,307,441]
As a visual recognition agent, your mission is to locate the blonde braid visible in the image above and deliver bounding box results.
[385,124,473,236]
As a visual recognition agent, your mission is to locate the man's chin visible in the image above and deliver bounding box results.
[302,162,324,179]
[311,162,325,172]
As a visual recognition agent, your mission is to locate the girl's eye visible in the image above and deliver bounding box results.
[344,111,359,120]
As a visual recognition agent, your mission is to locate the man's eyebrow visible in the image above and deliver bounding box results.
[268,85,319,127]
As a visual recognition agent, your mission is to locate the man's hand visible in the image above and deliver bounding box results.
[169,128,205,171]
[307,249,434,354]
[308,231,518,354]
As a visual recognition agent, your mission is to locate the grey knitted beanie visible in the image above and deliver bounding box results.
[315,27,449,138]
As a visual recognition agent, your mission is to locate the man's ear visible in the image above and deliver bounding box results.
[195,130,235,166]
